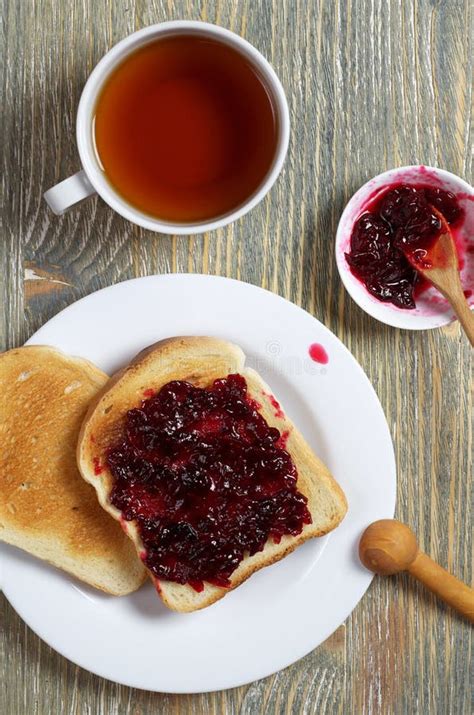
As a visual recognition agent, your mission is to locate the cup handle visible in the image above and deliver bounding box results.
[44,170,96,215]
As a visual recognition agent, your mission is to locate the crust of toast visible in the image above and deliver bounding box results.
[77,337,347,611]
[0,346,146,595]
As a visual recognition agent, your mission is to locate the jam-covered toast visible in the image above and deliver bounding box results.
[0,346,146,595]
[77,337,347,612]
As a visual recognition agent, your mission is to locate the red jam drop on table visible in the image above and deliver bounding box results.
[345,184,464,309]
[309,343,329,364]
[106,374,311,591]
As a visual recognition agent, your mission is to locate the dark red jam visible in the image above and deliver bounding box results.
[106,374,311,590]
[345,184,463,308]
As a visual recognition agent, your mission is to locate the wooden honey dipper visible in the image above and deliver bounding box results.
[359,520,474,623]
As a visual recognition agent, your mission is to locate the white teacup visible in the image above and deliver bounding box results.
[44,21,290,235]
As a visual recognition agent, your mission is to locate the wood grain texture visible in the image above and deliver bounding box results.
[1,0,472,712]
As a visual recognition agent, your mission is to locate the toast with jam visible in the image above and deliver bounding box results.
[77,337,347,612]
[0,346,146,595]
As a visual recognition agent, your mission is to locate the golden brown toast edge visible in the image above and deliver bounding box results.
[0,345,147,595]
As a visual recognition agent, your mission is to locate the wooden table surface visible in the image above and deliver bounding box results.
[1,0,472,712]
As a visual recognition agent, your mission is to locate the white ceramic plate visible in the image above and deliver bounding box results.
[335,165,474,330]
[0,274,396,693]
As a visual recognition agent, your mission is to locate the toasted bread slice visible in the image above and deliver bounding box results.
[78,337,347,611]
[0,346,146,595]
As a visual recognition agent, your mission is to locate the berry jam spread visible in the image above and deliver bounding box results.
[93,457,104,475]
[345,184,463,309]
[106,374,311,591]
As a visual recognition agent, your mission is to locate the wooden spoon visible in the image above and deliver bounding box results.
[359,519,474,623]
[402,208,474,345]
